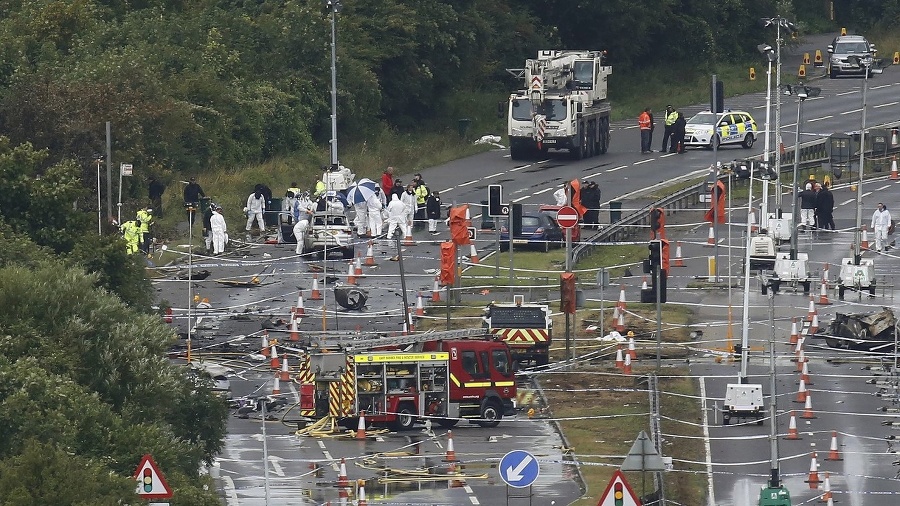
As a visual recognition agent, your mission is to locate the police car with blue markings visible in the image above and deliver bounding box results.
[683,109,757,150]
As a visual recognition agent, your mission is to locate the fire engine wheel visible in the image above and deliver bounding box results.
[437,418,459,428]
[475,400,502,427]
[393,403,417,431]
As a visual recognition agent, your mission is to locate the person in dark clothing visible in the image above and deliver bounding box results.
[254,183,273,203]
[148,176,166,218]
[426,191,442,234]
[647,108,656,151]
[815,182,835,230]
[202,203,214,253]
[671,111,687,154]
[798,182,817,229]
[580,181,602,227]
[391,179,405,200]
[183,177,206,225]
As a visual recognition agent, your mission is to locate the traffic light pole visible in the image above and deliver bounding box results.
[655,265,662,373]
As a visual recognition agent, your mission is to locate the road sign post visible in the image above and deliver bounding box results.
[556,206,579,229]
[598,470,642,505]
[133,454,173,500]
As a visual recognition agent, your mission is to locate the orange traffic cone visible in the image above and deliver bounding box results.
[432,276,442,302]
[861,225,869,250]
[805,452,820,488]
[365,241,376,265]
[469,243,479,264]
[356,412,367,440]
[404,230,415,246]
[272,375,281,395]
[346,263,356,285]
[280,355,290,381]
[825,431,843,461]
[261,332,270,357]
[785,411,802,440]
[616,312,625,333]
[802,393,817,419]
[354,254,363,277]
[445,430,457,462]
[794,378,808,403]
[817,281,831,305]
[357,479,368,506]
[749,208,759,233]
[673,241,686,267]
[806,296,817,322]
[270,344,280,370]
[290,316,299,341]
[415,293,425,316]
[705,225,715,246]
[617,284,627,311]
[800,360,813,385]
[820,472,833,502]
[623,353,632,375]
[628,337,637,359]
[295,292,305,317]
[890,156,899,181]
[311,274,323,300]
[810,313,820,334]
[337,458,349,487]
[796,348,806,371]
[788,317,800,345]
[164,307,173,323]
[615,347,624,369]
[641,277,648,290]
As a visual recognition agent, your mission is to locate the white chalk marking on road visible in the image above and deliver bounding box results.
[222,475,240,506]
[634,158,654,165]
[840,198,854,206]
[807,115,833,122]
[836,90,858,96]
[606,165,629,173]
[458,179,480,187]
[874,101,899,109]
[840,108,862,115]
[700,377,716,506]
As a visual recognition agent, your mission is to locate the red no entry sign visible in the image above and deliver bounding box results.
[556,206,579,229]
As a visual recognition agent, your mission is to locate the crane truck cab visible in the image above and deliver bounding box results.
[836,257,876,299]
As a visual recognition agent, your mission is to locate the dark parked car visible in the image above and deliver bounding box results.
[500,213,564,252]
[538,205,582,243]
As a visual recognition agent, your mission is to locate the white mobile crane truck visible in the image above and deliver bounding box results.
[506,50,612,160]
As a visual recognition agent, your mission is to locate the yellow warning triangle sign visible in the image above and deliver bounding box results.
[133,454,173,499]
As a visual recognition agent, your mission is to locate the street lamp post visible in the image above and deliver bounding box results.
[783,84,821,260]
[757,44,777,230]
[327,0,342,171]
[761,17,797,218]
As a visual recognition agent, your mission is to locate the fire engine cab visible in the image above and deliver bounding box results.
[297,328,517,430]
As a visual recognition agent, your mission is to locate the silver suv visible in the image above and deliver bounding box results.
[827,35,877,78]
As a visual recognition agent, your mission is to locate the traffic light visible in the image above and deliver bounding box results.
[711,80,725,114]
[642,240,668,303]
[142,468,153,493]
[511,203,523,237]
[560,272,576,314]
[648,240,662,267]
[614,482,624,506]
[650,207,665,239]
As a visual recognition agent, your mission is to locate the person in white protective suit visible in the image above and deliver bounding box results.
[353,199,369,236]
[245,190,266,233]
[386,193,409,239]
[292,197,313,254]
[210,205,228,255]
[400,184,417,232]
[553,186,567,206]
[871,202,892,252]
[367,189,384,237]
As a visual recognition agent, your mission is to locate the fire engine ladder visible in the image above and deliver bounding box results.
[288,327,489,353]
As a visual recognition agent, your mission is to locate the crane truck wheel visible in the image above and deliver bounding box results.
[599,118,610,154]
[393,402,417,431]
[475,399,502,427]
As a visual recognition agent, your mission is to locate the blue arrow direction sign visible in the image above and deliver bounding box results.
[499,450,540,488]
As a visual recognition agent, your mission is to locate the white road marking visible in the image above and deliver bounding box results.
[807,115,833,122]
[840,108,862,115]
[836,90,858,96]
[876,184,892,191]
[442,186,455,193]
[874,101,899,109]
[512,195,530,202]
[268,456,285,477]
[622,125,639,130]
[464,485,474,493]
[533,187,554,195]
[606,165,629,173]
[871,84,893,90]
[458,179,480,187]
[469,496,480,505]
[840,198,854,206]
[634,158,654,165]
